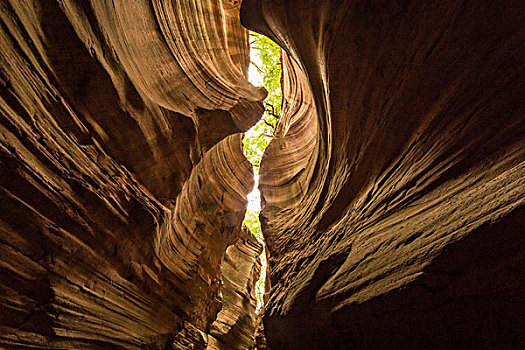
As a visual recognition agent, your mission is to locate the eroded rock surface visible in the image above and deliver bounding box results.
[2,0,525,348]
[242,0,525,348]
[0,0,264,348]
[208,227,262,350]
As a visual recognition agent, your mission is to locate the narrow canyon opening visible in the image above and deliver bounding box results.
[242,31,282,315]
[1,1,524,349]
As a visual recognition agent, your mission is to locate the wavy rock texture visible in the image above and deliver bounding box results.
[243,0,525,348]
[208,227,262,350]
[0,0,264,348]
[3,0,525,348]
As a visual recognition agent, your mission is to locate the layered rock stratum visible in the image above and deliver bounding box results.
[1,0,524,349]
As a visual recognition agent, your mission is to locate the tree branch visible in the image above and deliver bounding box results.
[250,61,264,74]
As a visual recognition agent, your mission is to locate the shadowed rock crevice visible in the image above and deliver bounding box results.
[264,206,525,349]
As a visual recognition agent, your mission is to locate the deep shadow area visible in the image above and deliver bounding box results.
[265,205,525,349]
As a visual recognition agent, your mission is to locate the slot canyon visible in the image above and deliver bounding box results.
[0,0,524,349]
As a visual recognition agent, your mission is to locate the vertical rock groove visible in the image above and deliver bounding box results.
[243,0,525,348]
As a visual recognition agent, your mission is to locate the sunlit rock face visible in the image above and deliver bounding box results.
[0,0,265,348]
[242,0,525,348]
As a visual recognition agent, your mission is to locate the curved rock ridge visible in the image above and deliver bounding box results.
[259,52,318,210]
[1,0,264,348]
[243,0,525,348]
[1,0,265,205]
[156,134,254,332]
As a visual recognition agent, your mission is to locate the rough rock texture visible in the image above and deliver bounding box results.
[242,0,525,348]
[0,0,264,348]
[208,227,262,350]
[170,228,262,350]
[3,0,525,348]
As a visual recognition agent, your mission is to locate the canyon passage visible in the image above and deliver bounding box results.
[1,0,524,349]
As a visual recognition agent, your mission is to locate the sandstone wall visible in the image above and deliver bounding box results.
[2,0,524,348]
[0,0,264,348]
[242,0,525,348]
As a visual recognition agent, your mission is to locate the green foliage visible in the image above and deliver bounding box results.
[249,32,282,115]
[243,199,267,314]
[243,32,282,168]
[243,203,264,242]
[242,32,282,315]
